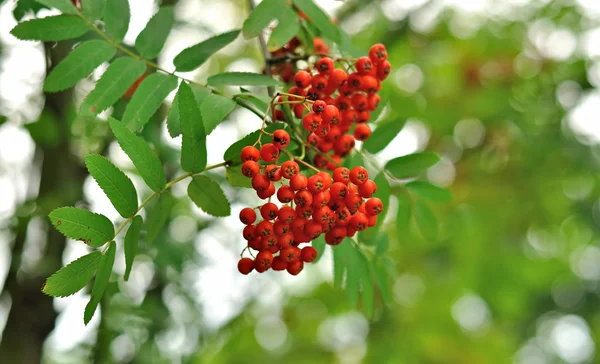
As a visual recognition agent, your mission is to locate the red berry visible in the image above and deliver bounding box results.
[281,247,300,263]
[241,160,260,178]
[358,180,377,198]
[273,129,290,149]
[325,226,346,245]
[330,182,349,199]
[243,225,257,240]
[351,93,368,111]
[260,202,279,220]
[365,197,383,216]
[294,189,313,207]
[312,190,331,209]
[356,56,375,75]
[239,207,257,225]
[307,174,325,193]
[286,260,304,275]
[255,250,274,270]
[272,256,288,271]
[357,111,370,124]
[311,74,328,90]
[330,68,348,87]
[265,164,282,181]
[273,220,290,235]
[290,174,308,190]
[361,75,378,94]
[278,233,294,249]
[345,193,363,212]
[349,212,369,231]
[277,185,295,203]
[348,72,362,90]
[312,100,327,113]
[240,146,260,162]
[301,246,318,263]
[302,112,322,132]
[333,167,350,184]
[294,104,305,119]
[313,37,329,54]
[336,207,351,226]
[256,220,273,237]
[335,95,351,111]
[278,206,296,223]
[377,60,391,80]
[316,57,334,75]
[294,70,311,88]
[349,166,369,185]
[367,94,381,110]
[304,220,323,239]
[260,143,279,162]
[252,174,270,191]
[257,183,276,199]
[238,258,254,274]
[369,43,388,64]
[281,160,300,179]
[354,123,371,141]
[322,105,340,124]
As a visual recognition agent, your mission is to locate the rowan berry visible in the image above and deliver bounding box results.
[312,100,327,113]
[239,208,257,225]
[312,190,331,208]
[307,133,319,146]
[368,214,378,227]
[313,206,333,225]
[272,109,285,121]
[265,164,282,181]
[313,37,328,54]
[330,182,349,200]
[256,221,273,237]
[351,93,368,111]
[296,205,314,219]
[354,123,371,141]
[240,146,260,162]
[326,226,346,245]
[255,250,273,271]
[273,129,290,149]
[306,87,321,101]
[367,94,381,110]
[248,238,262,251]
[316,57,334,75]
[252,174,270,191]
[281,160,299,179]
[262,235,278,250]
[281,247,300,263]
[272,256,288,271]
[294,104,305,119]
[301,246,318,263]
[287,260,304,275]
[294,70,311,88]
[345,193,363,212]
[307,174,325,193]
[290,174,308,190]
[241,160,260,178]
[257,182,276,199]
[238,258,254,275]
[350,166,369,185]
[333,167,350,183]
[243,225,257,240]
[322,105,340,124]
[302,112,322,132]
[349,212,369,231]
[314,154,329,169]
[304,220,323,239]
[311,74,328,90]
[294,189,313,207]
[356,56,374,75]
[260,143,279,162]
[348,72,362,90]
[335,95,351,111]
[362,75,379,93]
[260,202,279,220]
[277,186,295,203]
[330,68,348,87]
[358,180,377,198]
[273,220,290,235]
[376,60,391,80]
[365,197,383,216]
[369,43,388,64]
[316,123,330,138]
[336,207,351,226]
[278,233,294,249]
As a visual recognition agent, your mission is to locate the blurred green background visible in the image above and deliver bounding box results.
[0,0,599,363]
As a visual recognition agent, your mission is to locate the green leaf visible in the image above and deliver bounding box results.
[42,251,102,297]
[207,72,280,87]
[109,118,166,192]
[374,235,389,256]
[81,0,105,20]
[414,200,438,240]
[135,6,175,59]
[188,175,231,217]
[294,0,341,43]
[406,181,452,202]
[385,152,440,179]
[36,0,76,14]
[85,154,138,218]
[124,215,142,281]
[332,243,347,290]
[267,6,299,52]
[345,246,360,306]
[104,0,130,42]
[223,123,284,165]
[356,250,374,317]
[312,235,326,263]
[374,259,391,304]
[122,73,178,131]
[226,165,252,188]
[167,85,211,138]
[84,240,116,324]
[10,15,89,41]
[49,207,114,247]
[173,30,240,72]
[200,94,236,135]
[81,57,146,115]
[144,192,173,244]
[178,82,207,173]
[396,193,412,231]
[242,0,285,39]
[44,40,116,93]
[362,119,405,154]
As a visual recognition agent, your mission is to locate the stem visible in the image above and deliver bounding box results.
[248,0,275,97]
[113,162,229,237]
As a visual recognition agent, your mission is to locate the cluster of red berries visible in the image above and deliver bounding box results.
[271,43,391,171]
[237,136,383,275]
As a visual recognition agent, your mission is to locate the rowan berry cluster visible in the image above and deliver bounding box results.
[237,41,390,276]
